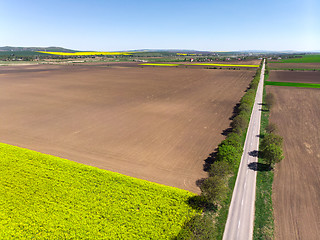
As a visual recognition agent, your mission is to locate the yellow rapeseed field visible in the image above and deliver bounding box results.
[140,63,259,68]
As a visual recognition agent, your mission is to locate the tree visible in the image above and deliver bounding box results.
[232,126,243,136]
[200,176,227,205]
[217,144,242,168]
[176,214,216,240]
[240,90,255,105]
[238,102,252,114]
[222,132,242,149]
[231,113,249,130]
[262,143,284,166]
[209,161,232,178]
[261,133,283,150]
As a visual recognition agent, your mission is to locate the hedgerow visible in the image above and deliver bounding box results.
[179,60,264,239]
[0,143,200,239]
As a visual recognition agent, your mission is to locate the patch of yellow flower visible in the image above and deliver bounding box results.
[140,63,259,68]
[177,53,196,56]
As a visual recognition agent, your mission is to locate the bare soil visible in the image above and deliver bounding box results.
[269,70,320,84]
[268,86,320,240]
[269,62,320,69]
[0,64,253,193]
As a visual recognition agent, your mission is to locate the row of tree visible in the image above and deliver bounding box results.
[200,62,263,206]
[179,61,285,239]
[262,92,284,166]
[177,62,264,240]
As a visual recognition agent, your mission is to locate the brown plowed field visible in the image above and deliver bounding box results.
[269,70,320,84]
[0,64,253,193]
[268,86,320,240]
[269,62,320,69]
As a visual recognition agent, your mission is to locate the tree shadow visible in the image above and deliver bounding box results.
[229,103,240,120]
[203,150,217,172]
[187,195,217,212]
[221,127,233,136]
[248,150,259,157]
[248,162,273,171]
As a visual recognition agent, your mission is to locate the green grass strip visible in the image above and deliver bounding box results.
[0,143,200,239]
[265,81,320,88]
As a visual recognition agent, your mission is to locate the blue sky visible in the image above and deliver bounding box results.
[1,0,319,51]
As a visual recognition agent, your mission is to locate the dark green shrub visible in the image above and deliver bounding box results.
[209,161,232,178]
[219,132,242,149]
[216,144,242,166]
[261,133,283,150]
[176,214,216,240]
[238,102,252,114]
[232,126,243,136]
[262,143,284,166]
[200,176,228,205]
[231,114,249,130]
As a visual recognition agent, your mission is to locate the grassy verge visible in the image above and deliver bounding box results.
[265,81,320,88]
[0,143,200,239]
[253,71,274,240]
[214,173,237,239]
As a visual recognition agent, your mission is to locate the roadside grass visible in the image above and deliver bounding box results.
[253,73,274,240]
[214,172,237,239]
[273,54,320,63]
[265,81,320,88]
[0,143,200,239]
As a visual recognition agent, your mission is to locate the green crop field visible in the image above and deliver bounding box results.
[276,54,320,63]
[0,143,200,239]
[265,81,320,88]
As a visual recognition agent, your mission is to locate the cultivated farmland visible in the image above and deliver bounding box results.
[267,85,320,240]
[268,62,320,70]
[268,70,320,84]
[0,64,253,193]
[269,55,320,70]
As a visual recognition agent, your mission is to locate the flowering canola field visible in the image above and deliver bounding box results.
[0,143,199,239]
[140,63,259,68]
